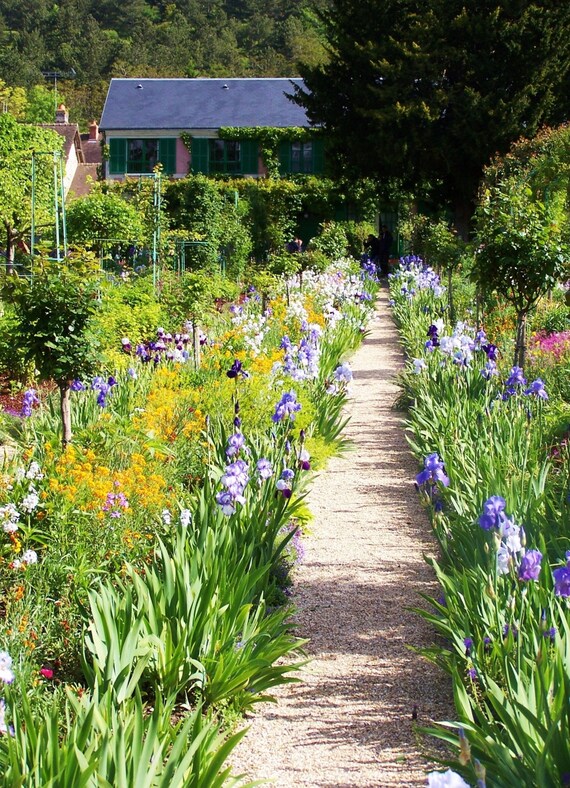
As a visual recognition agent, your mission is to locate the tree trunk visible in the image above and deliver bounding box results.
[514,311,527,369]
[59,383,72,449]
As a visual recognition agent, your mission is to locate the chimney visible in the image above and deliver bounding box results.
[55,103,69,123]
[88,120,99,142]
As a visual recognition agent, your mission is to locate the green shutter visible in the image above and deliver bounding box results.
[278,141,291,176]
[240,140,258,174]
[191,137,209,174]
[158,138,176,175]
[311,138,325,174]
[109,138,126,175]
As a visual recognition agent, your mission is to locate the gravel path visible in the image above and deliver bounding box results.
[231,288,454,786]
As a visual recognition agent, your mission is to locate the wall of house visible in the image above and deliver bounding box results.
[64,144,79,195]
[176,138,190,177]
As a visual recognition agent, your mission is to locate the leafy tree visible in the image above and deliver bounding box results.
[1,252,103,447]
[0,112,63,272]
[297,0,570,233]
[475,125,570,366]
[0,78,27,117]
[66,190,146,251]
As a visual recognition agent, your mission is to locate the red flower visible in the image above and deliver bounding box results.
[39,667,54,680]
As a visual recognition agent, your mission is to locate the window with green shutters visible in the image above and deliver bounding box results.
[158,138,176,174]
[278,139,325,175]
[107,138,176,175]
[190,138,259,175]
[109,138,126,175]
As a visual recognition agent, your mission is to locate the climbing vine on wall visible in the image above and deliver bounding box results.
[181,128,323,179]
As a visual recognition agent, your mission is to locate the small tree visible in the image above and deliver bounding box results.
[65,190,145,253]
[2,252,103,447]
[475,176,568,367]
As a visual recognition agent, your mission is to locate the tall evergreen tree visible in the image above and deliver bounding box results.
[297,0,570,230]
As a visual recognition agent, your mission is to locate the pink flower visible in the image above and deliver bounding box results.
[39,666,54,680]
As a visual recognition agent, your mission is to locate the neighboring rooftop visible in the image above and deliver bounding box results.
[100,78,310,131]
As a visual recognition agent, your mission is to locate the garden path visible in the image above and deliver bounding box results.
[231,287,453,786]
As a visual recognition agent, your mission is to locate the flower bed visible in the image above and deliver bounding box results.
[0,258,378,782]
[391,256,570,786]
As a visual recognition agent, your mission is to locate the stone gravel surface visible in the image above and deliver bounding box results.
[231,288,454,786]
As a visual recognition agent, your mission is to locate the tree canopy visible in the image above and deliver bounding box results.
[0,112,63,271]
[0,0,328,126]
[297,0,570,228]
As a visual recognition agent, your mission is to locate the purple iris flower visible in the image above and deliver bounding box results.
[226,432,246,457]
[227,359,249,379]
[553,552,570,597]
[70,380,85,391]
[524,379,548,400]
[256,458,273,480]
[20,389,39,418]
[276,468,294,498]
[543,627,556,642]
[216,490,236,516]
[481,359,498,379]
[505,366,527,388]
[478,496,507,530]
[518,549,542,582]
[482,343,498,361]
[416,453,450,488]
[272,391,302,423]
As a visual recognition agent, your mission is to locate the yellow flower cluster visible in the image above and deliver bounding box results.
[49,446,167,514]
[249,348,284,375]
[304,295,326,329]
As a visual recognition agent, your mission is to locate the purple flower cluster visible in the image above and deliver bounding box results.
[416,453,450,488]
[102,490,129,518]
[280,327,321,382]
[478,496,542,581]
[21,389,39,418]
[92,376,117,408]
[502,366,527,399]
[425,323,441,351]
[0,650,14,684]
[129,327,195,365]
[216,459,250,516]
[272,390,302,423]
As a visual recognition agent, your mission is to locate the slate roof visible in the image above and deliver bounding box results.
[41,123,84,162]
[100,78,311,131]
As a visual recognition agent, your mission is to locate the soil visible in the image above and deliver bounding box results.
[230,286,454,786]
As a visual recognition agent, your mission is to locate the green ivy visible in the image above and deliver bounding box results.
[214,127,323,178]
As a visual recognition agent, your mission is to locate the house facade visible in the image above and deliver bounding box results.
[99,78,323,179]
[42,104,102,198]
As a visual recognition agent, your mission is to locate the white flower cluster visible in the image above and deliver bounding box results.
[231,309,269,357]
